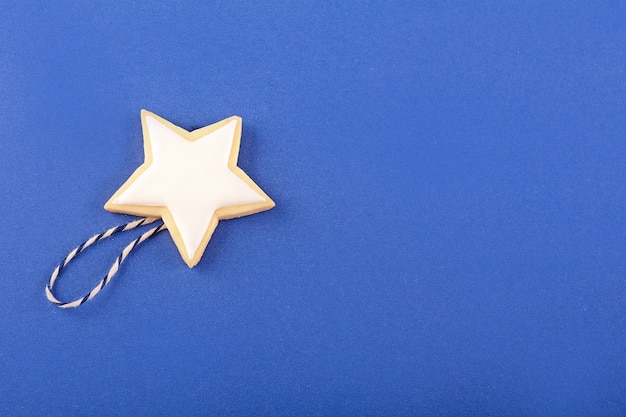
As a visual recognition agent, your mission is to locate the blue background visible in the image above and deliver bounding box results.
[0,1,625,415]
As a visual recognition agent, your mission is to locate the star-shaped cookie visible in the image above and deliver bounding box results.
[105,110,275,267]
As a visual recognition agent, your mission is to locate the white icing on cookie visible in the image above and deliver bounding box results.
[114,116,265,260]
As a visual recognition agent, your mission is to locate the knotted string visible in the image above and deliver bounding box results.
[46,217,167,309]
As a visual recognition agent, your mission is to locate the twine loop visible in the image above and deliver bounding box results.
[46,217,167,308]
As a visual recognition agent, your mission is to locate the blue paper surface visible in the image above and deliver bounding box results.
[0,1,625,415]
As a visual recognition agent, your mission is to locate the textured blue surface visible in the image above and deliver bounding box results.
[0,2,625,415]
